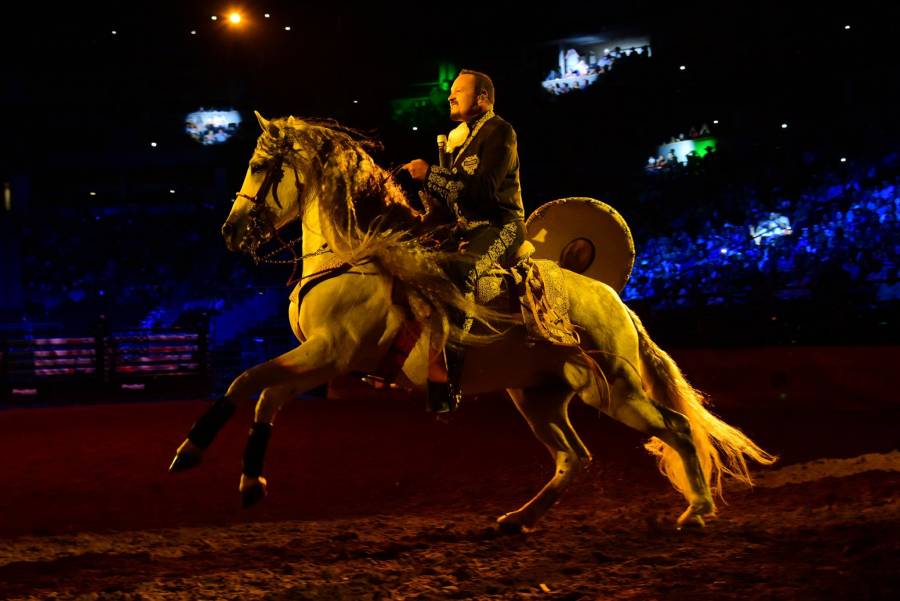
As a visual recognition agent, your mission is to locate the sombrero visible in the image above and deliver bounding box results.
[524,197,635,292]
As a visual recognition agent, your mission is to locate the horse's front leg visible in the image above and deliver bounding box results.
[237,383,302,507]
[169,335,341,474]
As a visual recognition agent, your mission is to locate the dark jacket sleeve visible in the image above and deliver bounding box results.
[423,121,516,220]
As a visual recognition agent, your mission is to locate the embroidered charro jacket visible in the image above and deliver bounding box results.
[424,111,525,226]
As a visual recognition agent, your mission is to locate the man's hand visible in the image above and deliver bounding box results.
[418,190,442,213]
[402,159,430,182]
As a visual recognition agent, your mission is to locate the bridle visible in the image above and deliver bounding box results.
[234,153,331,284]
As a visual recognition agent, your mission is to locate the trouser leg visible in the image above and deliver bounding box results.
[427,221,525,413]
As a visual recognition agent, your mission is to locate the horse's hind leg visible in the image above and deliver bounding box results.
[607,372,714,527]
[498,384,592,533]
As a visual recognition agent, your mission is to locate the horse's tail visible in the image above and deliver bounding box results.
[625,307,778,500]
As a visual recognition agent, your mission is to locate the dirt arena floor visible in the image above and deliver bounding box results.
[1,348,898,600]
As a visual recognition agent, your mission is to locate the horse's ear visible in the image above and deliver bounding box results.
[257,111,281,139]
[254,110,270,132]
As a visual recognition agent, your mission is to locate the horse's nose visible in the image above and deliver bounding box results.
[222,221,237,251]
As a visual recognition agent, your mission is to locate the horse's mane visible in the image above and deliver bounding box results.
[257,116,514,346]
[257,116,421,247]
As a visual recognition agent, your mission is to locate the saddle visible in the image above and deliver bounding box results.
[367,241,579,389]
[471,242,579,347]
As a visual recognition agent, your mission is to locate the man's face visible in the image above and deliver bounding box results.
[448,74,482,122]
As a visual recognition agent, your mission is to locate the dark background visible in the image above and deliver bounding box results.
[4,3,895,204]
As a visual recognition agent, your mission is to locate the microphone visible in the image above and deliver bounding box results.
[437,134,450,168]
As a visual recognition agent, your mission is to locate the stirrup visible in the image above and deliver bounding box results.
[427,379,461,413]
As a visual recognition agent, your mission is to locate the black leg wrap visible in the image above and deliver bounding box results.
[242,422,273,478]
[187,397,236,449]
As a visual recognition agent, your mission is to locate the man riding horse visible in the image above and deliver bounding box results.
[402,69,526,413]
[169,102,775,527]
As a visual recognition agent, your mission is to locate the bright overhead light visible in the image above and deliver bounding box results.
[228,12,241,24]
[150,142,158,148]
[210,15,218,21]
[264,13,271,18]
[284,26,291,31]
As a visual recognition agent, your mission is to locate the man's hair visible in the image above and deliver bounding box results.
[459,69,495,106]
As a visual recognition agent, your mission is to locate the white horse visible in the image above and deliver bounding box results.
[170,113,776,531]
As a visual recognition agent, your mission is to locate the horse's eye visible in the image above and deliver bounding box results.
[250,163,266,174]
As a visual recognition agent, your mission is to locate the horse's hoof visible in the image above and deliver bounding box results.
[168,451,202,473]
[241,478,268,509]
[676,500,714,529]
[675,514,706,530]
[496,512,535,535]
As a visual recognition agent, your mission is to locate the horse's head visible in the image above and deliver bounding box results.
[224,111,418,261]
[222,111,311,255]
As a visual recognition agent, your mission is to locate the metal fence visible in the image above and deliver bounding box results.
[1,327,209,403]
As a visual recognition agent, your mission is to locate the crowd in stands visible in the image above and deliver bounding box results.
[624,151,899,312]
[186,122,238,146]
[543,45,651,95]
[645,123,715,172]
[18,202,268,328]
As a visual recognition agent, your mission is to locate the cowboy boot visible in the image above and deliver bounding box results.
[425,299,471,413]
[426,350,462,413]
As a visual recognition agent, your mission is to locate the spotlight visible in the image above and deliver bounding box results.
[111,30,117,35]
[264,13,271,18]
[412,126,418,131]
[781,123,788,129]
[679,65,686,71]
[284,26,291,31]
[228,12,241,24]
[713,120,719,124]
[211,15,218,21]
[844,25,851,30]
[190,30,197,35]
[169,189,176,194]
[89,191,97,196]
[150,142,158,148]
[840,157,847,163]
